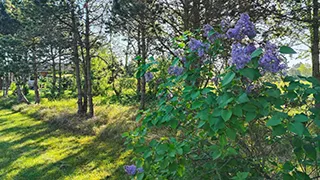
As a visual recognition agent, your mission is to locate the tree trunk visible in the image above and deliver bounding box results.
[32,46,40,104]
[136,27,141,99]
[16,80,30,104]
[191,0,201,30]
[51,46,57,92]
[58,48,62,96]
[70,0,84,115]
[4,74,9,97]
[140,14,146,110]
[85,1,94,117]
[0,77,4,98]
[311,0,320,80]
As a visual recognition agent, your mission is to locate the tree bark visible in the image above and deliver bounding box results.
[140,13,146,110]
[311,0,320,80]
[51,46,57,92]
[58,48,62,96]
[32,46,40,104]
[16,78,30,104]
[0,77,2,97]
[17,86,30,104]
[85,1,94,117]
[70,0,84,115]
[137,26,141,99]
[3,73,9,97]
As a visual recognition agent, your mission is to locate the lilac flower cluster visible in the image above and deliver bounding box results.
[259,42,286,73]
[188,38,209,57]
[231,43,256,69]
[145,72,154,82]
[168,66,184,76]
[124,165,144,176]
[203,24,222,43]
[227,13,256,40]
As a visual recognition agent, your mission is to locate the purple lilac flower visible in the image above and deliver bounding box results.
[168,66,184,76]
[137,168,144,173]
[231,42,251,69]
[189,38,203,51]
[124,165,137,175]
[259,42,287,73]
[203,24,214,37]
[245,43,256,54]
[246,84,254,94]
[181,57,186,64]
[145,72,154,82]
[203,24,222,42]
[188,38,209,57]
[227,13,256,40]
[227,26,243,40]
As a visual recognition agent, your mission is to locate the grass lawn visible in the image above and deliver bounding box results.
[0,107,131,180]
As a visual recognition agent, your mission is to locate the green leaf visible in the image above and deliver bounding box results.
[144,150,153,159]
[288,122,305,136]
[283,162,294,172]
[177,165,185,177]
[280,46,296,54]
[226,128,236,140]
[314,119,320,127]
[169,162,178,171]
[201,87,213,94]
[198,120,206,128]
[251,48,263,58]
[245,112,256,122]
[266,116,281,126]
[303,144,316,160]
[237,93,250,104]
[191,91,201,99]
[208,29,215,37]
[233,105,243,117]
[272,125,286,136]
[283,174,293,180]
[210,145,222,160]
[293,114,309,122]
[169,119,179,129]
[222,71,235,87]
[156,144,168,155]
[192,100,202,109]
[242,104,257,112]
[137,173,144,180]
[134,55,142,61]
[208,117,219,126]
[265,89,281,98]
[232,172,249,180]
[221,109,232,122]
[227,147,238,155]
[239,68,261,81]
[219,134,227,147]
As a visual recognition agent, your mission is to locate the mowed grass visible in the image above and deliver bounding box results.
[0,108,131,180]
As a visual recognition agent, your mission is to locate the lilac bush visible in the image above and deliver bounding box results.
[126,13,319,180]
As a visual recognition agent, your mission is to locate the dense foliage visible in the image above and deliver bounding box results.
[125,14,320,180]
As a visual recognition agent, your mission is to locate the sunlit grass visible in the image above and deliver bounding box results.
[0,107,132,180]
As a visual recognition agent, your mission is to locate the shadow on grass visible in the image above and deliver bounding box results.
[0,110,131,180]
